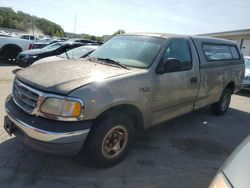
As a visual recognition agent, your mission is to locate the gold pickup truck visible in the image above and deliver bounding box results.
[4,33,245,167]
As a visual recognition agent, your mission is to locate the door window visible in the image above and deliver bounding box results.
[161,39,192,71]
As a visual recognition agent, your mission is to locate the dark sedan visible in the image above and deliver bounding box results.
[32,45,100,65]
[16,42,84,67]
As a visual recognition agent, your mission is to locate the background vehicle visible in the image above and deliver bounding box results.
[31,38,101,50]
[31,39,68,49]
[20,35,37,42]
[33,45,99,65]
[68,38,102,45]
[16,41,85,67]
[4,34,244,167]
[31,41,55,49]
[209,135,250,188]
[0,36,32,63]
[242,56,250,90]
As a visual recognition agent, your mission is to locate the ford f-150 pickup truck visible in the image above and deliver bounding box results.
[4,33,245,167]
[0,36,32,63]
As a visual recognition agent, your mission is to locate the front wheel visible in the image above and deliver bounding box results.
[85,112,134,168]
[211,88,232,115]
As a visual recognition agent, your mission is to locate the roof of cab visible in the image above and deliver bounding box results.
[191,35,236,45]
[122,32,183,39]
[122,32,237,45]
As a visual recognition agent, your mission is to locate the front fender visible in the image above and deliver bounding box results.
[68,71,152,128]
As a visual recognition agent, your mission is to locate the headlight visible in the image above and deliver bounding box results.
[40,97,83,119]
[209,172,232,188]
[30,55,38,59]
[25,54,38,59]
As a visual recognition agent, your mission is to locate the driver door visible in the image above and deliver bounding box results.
[151,38,199,126]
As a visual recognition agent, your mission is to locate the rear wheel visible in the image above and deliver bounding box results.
[85,111,134,168]
[211,88,232,115]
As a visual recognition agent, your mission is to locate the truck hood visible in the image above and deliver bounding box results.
[222,135,250,188]
[32,56,63,65]
[16,59,138,95]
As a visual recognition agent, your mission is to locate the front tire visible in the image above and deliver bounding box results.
[211,88,232,115]
[85,111,134,168]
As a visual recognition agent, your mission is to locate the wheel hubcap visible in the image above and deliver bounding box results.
[102,125,128,159]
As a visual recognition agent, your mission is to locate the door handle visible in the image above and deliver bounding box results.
[190,77,198,84]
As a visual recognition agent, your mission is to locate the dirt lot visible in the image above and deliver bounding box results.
[0,64,250,188]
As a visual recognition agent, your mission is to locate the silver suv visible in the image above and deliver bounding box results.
[4,33,245,167]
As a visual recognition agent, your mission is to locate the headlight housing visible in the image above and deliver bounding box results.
[39,97,84,119]
[209,172,232,188]
[30,55,38,59]
[26,54,38,59]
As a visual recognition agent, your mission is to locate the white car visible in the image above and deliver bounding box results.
[209,135,250,188]
[33,45,99,65]
[0,36,32,63]
[242,56,250,90]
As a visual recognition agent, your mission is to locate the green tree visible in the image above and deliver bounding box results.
[0,7,65,37]
[113,30,125,35]
[0,15,4,25]
[90,35,97,41]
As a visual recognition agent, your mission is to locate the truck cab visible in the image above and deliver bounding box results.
[4,33,245,167]
[20,35,37,42]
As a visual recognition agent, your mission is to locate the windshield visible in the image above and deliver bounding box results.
[58,46,94,59]
[245,58,250,69]
[42,43,62,51]
[89,35,165,68]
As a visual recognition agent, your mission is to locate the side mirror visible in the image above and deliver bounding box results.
[156,58,182,74]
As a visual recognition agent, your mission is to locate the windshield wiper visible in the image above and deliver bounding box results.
[97,58,128,69]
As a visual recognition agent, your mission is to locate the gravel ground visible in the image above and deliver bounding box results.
[0,64,249,188]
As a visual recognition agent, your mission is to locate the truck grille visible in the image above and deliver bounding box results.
[12,80,40,113]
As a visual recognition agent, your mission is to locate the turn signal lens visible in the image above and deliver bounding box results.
[209,172,232,188]
[72,102,81,117]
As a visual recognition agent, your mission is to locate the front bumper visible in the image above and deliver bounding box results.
[5,96,92,155]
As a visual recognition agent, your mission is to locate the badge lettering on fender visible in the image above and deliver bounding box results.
[139,87,150,92]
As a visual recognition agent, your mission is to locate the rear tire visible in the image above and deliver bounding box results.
[85,111,134,168]
[211,88,232,115]
[2,47,21,64]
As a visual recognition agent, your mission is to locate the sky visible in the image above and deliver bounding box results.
[1,0,250,36]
